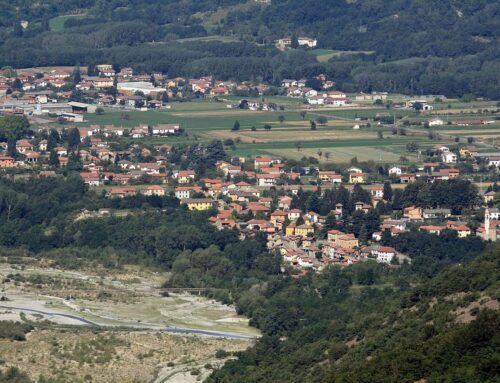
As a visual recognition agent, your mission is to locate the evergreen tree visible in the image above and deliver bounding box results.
[47,129,60,151]
[393,189,403,210]
[72,66,81,85]
[232,120,240,131]
[49,150,59,167]
[364,209,381,237]
[324,213,337,231]
[383,181,393,201]
[66,151,82,171]
[305,193,321,213]
[67,128,81,149]
[351,184,371,204]
[12,21,23,37]
[381,229,392,245]
[7,137,17,158]
[205,140,226,166]
[358,223,368,244]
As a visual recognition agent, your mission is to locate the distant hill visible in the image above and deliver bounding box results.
[0,0,498,98]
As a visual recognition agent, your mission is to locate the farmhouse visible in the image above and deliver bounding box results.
[276,36,317,50]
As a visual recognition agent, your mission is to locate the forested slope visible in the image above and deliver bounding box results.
[208,246,500,383]
[0,0,498,98]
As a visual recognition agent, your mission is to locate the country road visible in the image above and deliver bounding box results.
[0,305,99,326]
[0,304,256,340]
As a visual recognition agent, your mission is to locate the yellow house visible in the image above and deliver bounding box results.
[459,147,472,157]
[349,172,365,183]
[319,171,342,184]
[295,223,314,237]
[181,198,215,211]
[327,229,342,243]
[336,234,359,249]
[285,222,296,236]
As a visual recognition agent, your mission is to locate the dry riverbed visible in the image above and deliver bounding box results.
[0,258,257,382]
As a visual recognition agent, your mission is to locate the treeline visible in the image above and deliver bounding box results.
[0,1,498,98]
[386,230,486,277]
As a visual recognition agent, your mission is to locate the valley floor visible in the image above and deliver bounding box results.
[0,259,257,382]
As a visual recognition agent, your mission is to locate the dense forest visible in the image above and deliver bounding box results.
[0,0,498,98]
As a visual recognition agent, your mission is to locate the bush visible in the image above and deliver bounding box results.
[215,349,230,359]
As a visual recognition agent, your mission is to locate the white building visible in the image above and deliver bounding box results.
[256,174,280,187]
[371,246,396,264]
[388,166,403,176]
[117,82,165,96]
[442,152,457,163]
[487,156,500,167]
[429,118,444,126]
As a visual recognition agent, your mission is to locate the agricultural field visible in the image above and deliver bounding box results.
[177,35,241,44]
[74,100,472,163]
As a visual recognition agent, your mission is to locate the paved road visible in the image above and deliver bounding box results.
[0,305,256,340]
[163,326,256,340]
[0,305,99,326]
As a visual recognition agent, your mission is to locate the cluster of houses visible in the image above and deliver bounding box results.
[1,123,499,272]
[0,66,359,120]
[0,67,276,117]
[0,122,180,168]
[280,75,350,106]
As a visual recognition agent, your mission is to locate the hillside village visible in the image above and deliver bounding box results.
[1,65,500,275]
[2,122,500,274]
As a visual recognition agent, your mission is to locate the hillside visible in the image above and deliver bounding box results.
[207,246,500,383]
[0,0,498,98]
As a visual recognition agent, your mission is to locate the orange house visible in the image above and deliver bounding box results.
[0,155,16,168]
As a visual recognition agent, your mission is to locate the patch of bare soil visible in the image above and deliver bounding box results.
[0,328,249,383]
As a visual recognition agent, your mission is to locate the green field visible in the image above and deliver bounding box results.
[49,14,85,31]
[177,34,241,44]
[75,100,456,163]
[233,136,440,161]
[311,49,375,62]
[79,109,308,131]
